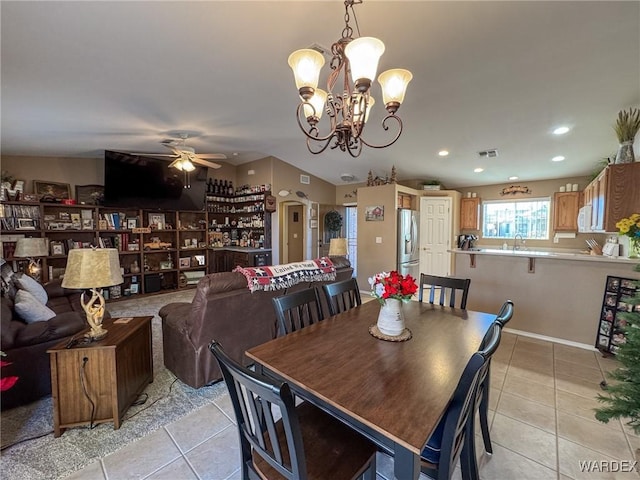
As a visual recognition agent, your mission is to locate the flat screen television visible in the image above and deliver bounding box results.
[103,150,207,210]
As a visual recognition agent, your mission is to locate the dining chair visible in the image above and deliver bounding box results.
[418,274,471,309]
[272,288,325,336]
[420,322,502,480]
[477,300,514,455]
[322,278,362,316]
[209,341,377,480]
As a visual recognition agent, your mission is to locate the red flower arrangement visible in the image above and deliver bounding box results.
[368,270,418,305]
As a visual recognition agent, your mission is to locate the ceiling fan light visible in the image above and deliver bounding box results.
[378,68,412,111]
[302,89,327,122]
[182,159,196,172]
[288,49,325,99]
[344,37,385,91]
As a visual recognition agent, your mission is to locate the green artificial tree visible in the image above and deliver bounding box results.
[595,264,640,434]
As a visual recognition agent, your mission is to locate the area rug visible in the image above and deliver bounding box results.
[1,289,229,480]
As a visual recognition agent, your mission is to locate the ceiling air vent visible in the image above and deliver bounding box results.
[478,149,498,158]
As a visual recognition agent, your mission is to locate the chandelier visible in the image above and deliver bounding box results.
[288,0,412,157]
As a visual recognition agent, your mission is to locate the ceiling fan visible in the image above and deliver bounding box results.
[132,134,226,171]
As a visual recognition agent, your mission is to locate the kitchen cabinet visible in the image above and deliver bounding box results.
[460,197,480,230]
[552,192,581,232]
[585,163,640,232]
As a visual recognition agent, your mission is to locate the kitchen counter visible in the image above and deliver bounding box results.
[451,248,639,347]
[450,248,637,265]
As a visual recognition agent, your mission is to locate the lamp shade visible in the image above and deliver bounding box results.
[288,49,325,93]
[329,238,348,256]
[62,248,123,289]
[302,88,327,121]
[14,238,48,258]
[378,68,413,107]
[344,37,385,86]
[353,94,375,124]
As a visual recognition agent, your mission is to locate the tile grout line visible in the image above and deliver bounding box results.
[553,342,562,480]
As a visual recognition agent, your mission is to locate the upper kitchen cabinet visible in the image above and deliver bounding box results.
[460,197,480,230]
[552,191,582,232]
[588,163,640,233]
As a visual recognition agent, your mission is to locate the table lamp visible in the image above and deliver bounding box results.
[13,237,48,280]
[328,238,348,258]
[62,248,123,341]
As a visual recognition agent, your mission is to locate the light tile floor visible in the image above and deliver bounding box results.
[67,332,640,480]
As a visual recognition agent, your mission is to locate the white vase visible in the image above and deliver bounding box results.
[377,298,406,336]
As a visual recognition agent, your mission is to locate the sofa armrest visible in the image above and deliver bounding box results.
[12,312,86,349]
[44,279,82,299]
[159,302,192,331]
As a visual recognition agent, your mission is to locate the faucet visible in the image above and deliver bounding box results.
[513,233,524,251]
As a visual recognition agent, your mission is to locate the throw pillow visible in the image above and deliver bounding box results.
[14,289,56,323]
[14,273,48,305]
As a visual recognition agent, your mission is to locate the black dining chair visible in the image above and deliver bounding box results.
[418,274,471,309]
[322,278,362,316]
[477,300,514,455]
[209,341,377,480]
[420,322,502,480]
[272,288,325,336]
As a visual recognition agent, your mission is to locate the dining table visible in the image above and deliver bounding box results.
[246,299,497,480]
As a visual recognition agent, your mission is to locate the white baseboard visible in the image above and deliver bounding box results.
[503,327,598,352]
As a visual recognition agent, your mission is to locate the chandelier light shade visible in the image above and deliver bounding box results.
[62,248,123,341]
[288,49,325,99]
[288,0,412,157]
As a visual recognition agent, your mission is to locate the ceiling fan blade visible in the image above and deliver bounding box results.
[191,157,222,169]
[162,143,182,155]
[196,153,227,160]
[128,152,178,158]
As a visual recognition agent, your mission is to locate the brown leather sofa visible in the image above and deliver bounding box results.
[1,279,90,410]
[160,257,354,388]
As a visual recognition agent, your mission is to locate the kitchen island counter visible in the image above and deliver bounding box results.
[451,248,639,346]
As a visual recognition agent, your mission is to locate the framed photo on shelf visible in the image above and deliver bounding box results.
[194,254,206,266]
[75,184,104,205]
[82,219,94,230]
[50,241,65,256]
[179,257,191,268]
[33,180,71,201]
[127,218,138,229]
[148,213,166,229]
[159,260,173,270]
[16,218,36,230]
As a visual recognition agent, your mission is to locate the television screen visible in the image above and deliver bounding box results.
[104,150,207,210]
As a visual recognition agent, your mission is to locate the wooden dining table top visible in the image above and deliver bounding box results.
[246,299,496,455]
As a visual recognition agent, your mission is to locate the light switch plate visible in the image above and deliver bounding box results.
[375,237,382,244]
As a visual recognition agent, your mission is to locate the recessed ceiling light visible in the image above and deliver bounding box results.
[551,155,565,162]
[553,126,570,135]
[508,176,519,180]
[438,150,449,157]
[474,168,484,173]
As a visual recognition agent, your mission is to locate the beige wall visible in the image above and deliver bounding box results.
[455,253,640,346]
[457,175,607,250]
[2,155,104,193]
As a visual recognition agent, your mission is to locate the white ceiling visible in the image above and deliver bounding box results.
[1,1,639,189]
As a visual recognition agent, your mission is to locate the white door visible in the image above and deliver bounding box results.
[419,197,452,277]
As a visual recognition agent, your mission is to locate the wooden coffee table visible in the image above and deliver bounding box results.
[48,316,153,437]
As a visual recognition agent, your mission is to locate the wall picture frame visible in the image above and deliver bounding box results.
[365,205,385,221]
[33,180,71,201]
[75,184,104,205]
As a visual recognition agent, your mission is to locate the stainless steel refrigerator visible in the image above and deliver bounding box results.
[397,209,420,280]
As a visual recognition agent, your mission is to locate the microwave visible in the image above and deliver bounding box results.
[577,205,592,233]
